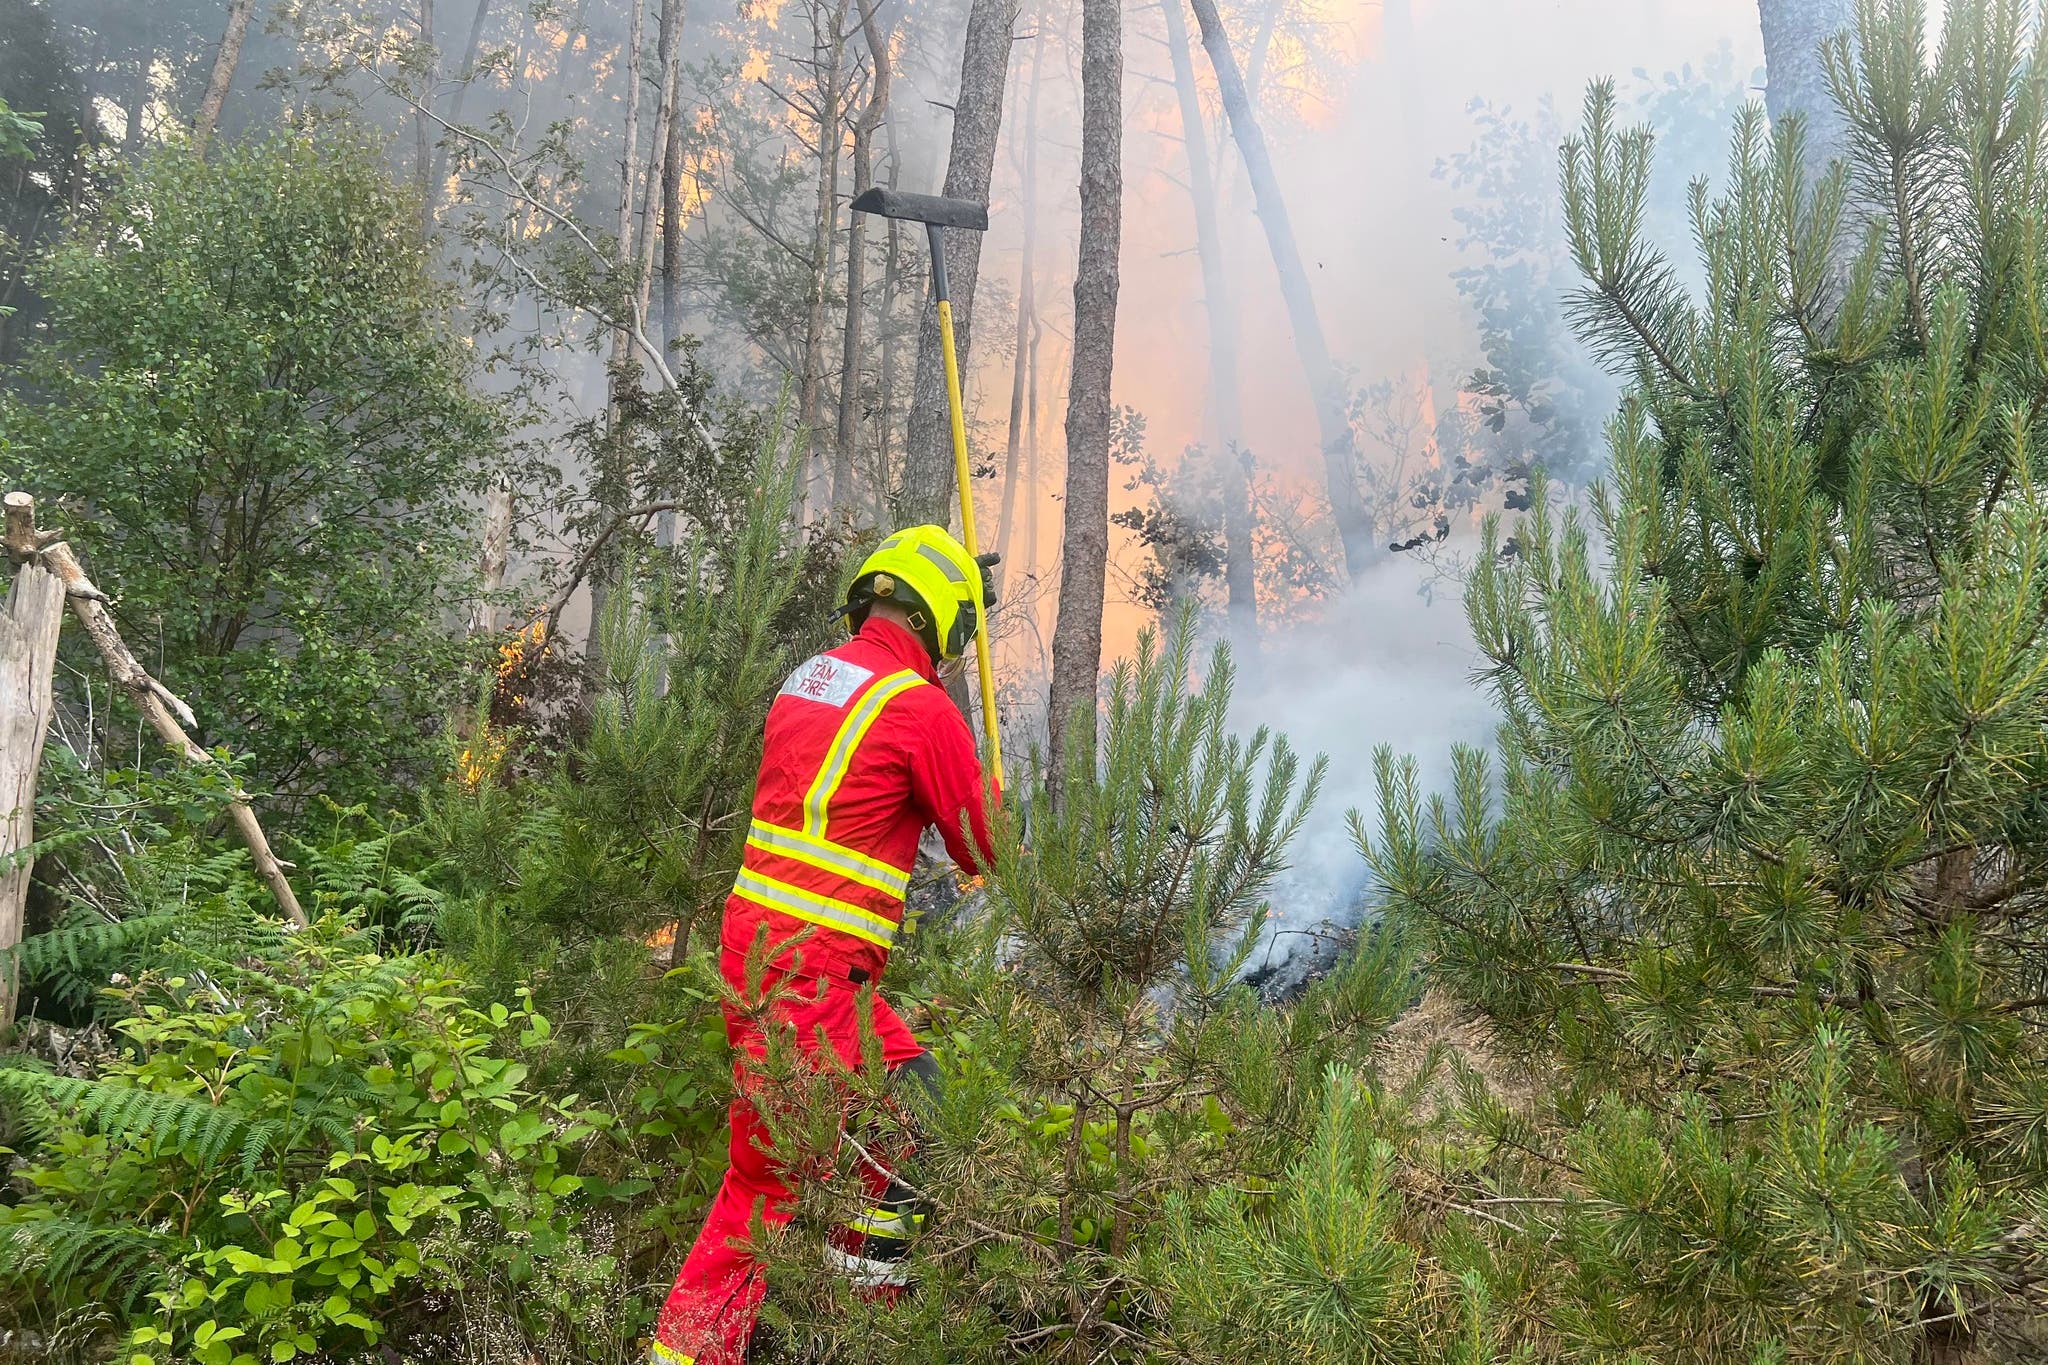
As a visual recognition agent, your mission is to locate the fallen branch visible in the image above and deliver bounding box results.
[5,493,306,927]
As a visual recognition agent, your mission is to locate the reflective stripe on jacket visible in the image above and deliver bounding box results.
[721,615,998,982]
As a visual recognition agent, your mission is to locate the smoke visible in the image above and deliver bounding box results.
[1035,0,1770,669]
[1229,550,1496,990]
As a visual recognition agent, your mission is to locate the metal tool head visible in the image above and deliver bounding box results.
[850,187,989,233]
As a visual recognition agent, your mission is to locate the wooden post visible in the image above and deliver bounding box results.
[3,491,307,928]
[1,494,66,1029]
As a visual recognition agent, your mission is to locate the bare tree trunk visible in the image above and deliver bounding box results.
[1758,0,1854,171]
[192,0,257,156]
[1046,0,1120,791]
[834,0,894,512]
[800,0,855,514]
[125,62,149,146]
[67,32,105,212]
[877,146,904,512]
[2,495,304,928]
[662,19,686,355]
[124,17,154,149]
[635,0,685,323]
[415,0,438,239]
[1024,306,1041,579]
[471,478,513,635]
[1186,0,1369,580]
[614,0,646,306]
[594,0,648,637]
[995,6,1045,568]
[1162,0,1255,643]
[895,0,1022,527]
[0,514,64,1031]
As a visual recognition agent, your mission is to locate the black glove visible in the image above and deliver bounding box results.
[975,551,1001,610]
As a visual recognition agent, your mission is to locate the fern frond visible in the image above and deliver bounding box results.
[0,1213,172,1311]
[0,912,179,1010]
[0,1072,260,1170]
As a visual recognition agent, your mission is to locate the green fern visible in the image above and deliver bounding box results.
[0,828,92,876]
[0,1214,173,1312]
[0,1071,278,1172]
[0,911,179,1011]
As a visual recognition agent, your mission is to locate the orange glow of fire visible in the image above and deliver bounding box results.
[498,619,547,689]
[1413,362,1442,469]
[455,622,548,789]
[456,727,510,789]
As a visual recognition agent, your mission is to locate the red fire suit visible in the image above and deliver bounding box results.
[651,615,998,1365]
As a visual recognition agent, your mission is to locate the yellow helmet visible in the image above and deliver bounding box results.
[843,525,996,661]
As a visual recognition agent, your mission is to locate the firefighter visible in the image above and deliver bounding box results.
[650,525,1001,1365]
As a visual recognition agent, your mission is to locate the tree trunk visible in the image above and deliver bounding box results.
[800,0,855,515]
[1186,0,1369,580]
[995,6,1045,569]
[124,18,154,150]
[415,0,438,240]
[834,0,894,512]
[125,63,149,147]
[192,0,257,156]
[832,173,871,515]
[1024,305,1042,580]
[0,529,64,1032]
[1758,0,1854,171]
[1162,0,1255,643]
[66,32,104,212]
[434,0,497,203]
[877,147,903,515]
[895,0,1021,527]
[662,16,686,356]
[471,478,513,635]
[614,0,646,298]
[1046,0,1120,791]
[594,0,649,637]
[635,0,686,324]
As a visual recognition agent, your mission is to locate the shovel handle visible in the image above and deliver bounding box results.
[933,281,1004,780]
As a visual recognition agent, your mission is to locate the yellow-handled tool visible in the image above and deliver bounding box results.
[849,187,1003,778]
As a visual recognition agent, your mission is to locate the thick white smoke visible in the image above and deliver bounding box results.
[1230,551,1497,989]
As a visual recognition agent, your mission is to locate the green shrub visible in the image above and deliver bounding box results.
[0,913,721,1364]
[0,131,502,804]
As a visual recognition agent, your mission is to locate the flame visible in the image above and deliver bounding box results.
[498,619,547,689]
[456,725,512,789]
[454,621,548,790]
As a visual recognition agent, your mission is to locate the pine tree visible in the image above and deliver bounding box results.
[1363,0,2048,1353]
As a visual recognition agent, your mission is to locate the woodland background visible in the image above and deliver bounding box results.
[6,0,2048,1360]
